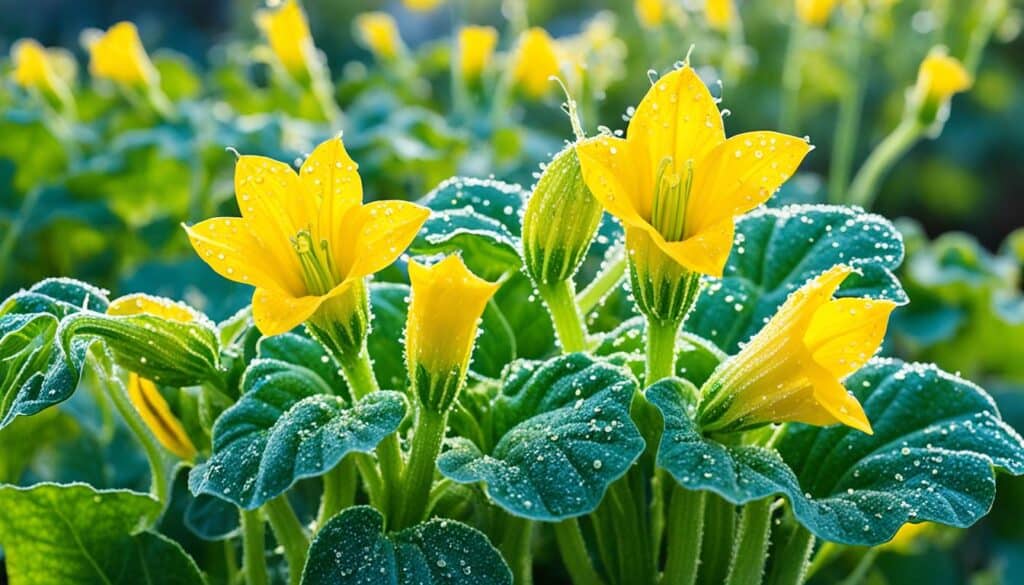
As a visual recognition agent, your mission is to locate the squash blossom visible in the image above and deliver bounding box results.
[256,0,316,82]
[85,21,158,88]
[698,265,897,435]
[795,0,840,26]
[403,0,444,11]
[10,39,74,108]
[406,255,500,413]
[511,28,561,98]
[458,26,498,81]
[354,12,404,61]
[184,136,429,356]
[107,294,198,460]
[705,0,735,32]
[635,0,666,29]
[913,49,972,124]
[577,65,811,325]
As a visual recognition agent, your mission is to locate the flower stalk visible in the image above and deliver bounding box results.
[263,496,309,585]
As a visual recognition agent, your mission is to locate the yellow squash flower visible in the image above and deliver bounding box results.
[403,0,444,11]
[458,26,498,80]
[107,294,199,460]
[577,66,811,279]
[354,12,403,61]
[698,265,897,435]
[635,0,667,29]
[406,255,500,413]
[915,50,972,104]
[185,136,429,339]
[86,21,158,87]
[795,0,840,26]
[705,0,735,32]
[256,0,315,80]
[11,40,68,97]
[511,28,561,98]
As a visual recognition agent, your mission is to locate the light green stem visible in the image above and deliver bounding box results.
[847,119,925,209]
[317,457,356,530]
[577,250,627,314]
[263,496,310,585]
[726,498,774,585]
[645,317,679,384]
[779,21,805,133]
[538,279,588,353]
[555,519,606,585]
[500,515,534,585]
[240,509,269,585]
[804,541,840,581]
[828,21,867,204]
[662,486,706,585]
[837,548,880,585]
[766,525,815,585]
[394,407,448,530]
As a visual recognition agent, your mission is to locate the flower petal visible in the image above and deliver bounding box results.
[346,201,430,278]
[251,287,322,336]
[577,135,651,226]
[127,373,197,459]
[300,136,364,246]
[627,66,726,178]
[234,154,307,245]
[686,131,811,236]
[184,217,299,294]
[805,297,897,380]
[805,368,873,434]
[630,218,735,277]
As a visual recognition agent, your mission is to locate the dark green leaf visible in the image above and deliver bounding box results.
[594,316,726,388]
[184,493,240,541]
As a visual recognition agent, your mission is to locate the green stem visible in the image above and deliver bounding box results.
[804,541,840,581]
[608,479,655,585]
[554,519,605,585]
[837,548,880,585]
[263,496,310,585]
[500,515,534,585]
[726,498,774,585]
[662,486,706,585]
[963,0,1002,74]
[0,186,42,288]
[240,509,269,585]
[846,119,924,209]
[779,21,805,133]
[577,249,627,314]
[645,317,679,384]
[352,453,384,508]
[316,457,356,530]
[766,525,815,585]
[701,494,737,585]
[89,352,168,519]
[828,21,867,204]
[394,408,448,530]
[538,279,588,353]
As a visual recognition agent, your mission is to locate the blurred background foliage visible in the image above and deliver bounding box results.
[1,0,1023,584]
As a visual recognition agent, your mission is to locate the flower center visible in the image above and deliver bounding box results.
[292,229,338,296]
[650,157,694,242]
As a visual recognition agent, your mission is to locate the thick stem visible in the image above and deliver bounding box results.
[766,525,815,585]
[701,494,737,585]
[608,479,655,585]
[837,548,880,585]
[779,21,805,133]
[316,457,356,530]
[846,119,924,209]
[577,250,627,314]
[726,498,774,585]
[394,408,448,530]
[538,279,588,353]
[645,317,679,384]
[240,508,269,585]
[804,541,839,581]
[500,515,534,585]
[828,22,866,205]
[263,496,310,585]
[662,486,706,585]
[555,519,606,585]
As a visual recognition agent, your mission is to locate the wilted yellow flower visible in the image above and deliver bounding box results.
[698,265,897,434]
[795,0,840,26]
[256,0,315,79]
[403,0,444,11]
[458,26,498,80]
[577,66,811,278]
[915,50,972,103]
[706,0,735,32]
[354,12,403,61]
[512,28,561,98]
[635,0,666,28]
[107,294,199,460]
[185,136,429,339]
[406,255,500,412]
[86,21,158,87]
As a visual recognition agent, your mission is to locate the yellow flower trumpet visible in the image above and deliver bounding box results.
[795,0,840,27]
[85,21,158,88]
[11,39,75,109]
[698,265,897,435]
[185,136,429,353]
[256,0,316,81]
[354,12,404,61]
[913,49,972,124]
[577,65,810,324]
[406,255,500,413]
[511,28,561,99]
[107,294,199,460]
[635,0,667,29]
[458,26,498,81]
[705,0,736,32]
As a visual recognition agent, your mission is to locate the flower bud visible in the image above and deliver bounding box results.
[256,0,316,83]
[406,255,500,413]
[84,22,158,88]
[912,49,972,126]
[511,28,561,98]
[10,39,75,110]
[795,0,839,27]
[127,373,197,460]
[635,0,667,29]
[354,12,404,61]
[458,26,498,81]
[522,144,603,286]
[705,0,735,32]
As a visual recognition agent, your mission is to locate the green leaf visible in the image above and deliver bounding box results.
[367,283,409,390]
[437,353,644,520]
[189,333,407,509]
[0,483,204,584]
[302,505,511,585]
[594,316,726,388]
[0,407,77,483]
[649,359,1024,545]
[184,493,240,541]
[0,109,68,193]
[688,205,907,353]
[411,177,526,280]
